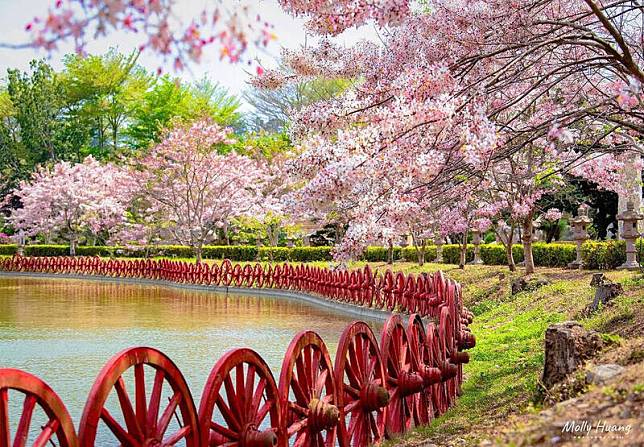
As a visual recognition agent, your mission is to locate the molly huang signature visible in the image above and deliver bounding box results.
[562,420,632,437]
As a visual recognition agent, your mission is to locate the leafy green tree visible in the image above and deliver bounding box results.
[62,50,150,158]
[126,76,243,150]
[229,131,292,158]
[1,60,82,196]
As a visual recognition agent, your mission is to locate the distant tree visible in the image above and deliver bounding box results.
[1,60,84,197]
[126,76,243,150]
[130,118,265,261]
[230,131,292,158]
[62,50,150,157]
[8,157,132,255]
[244,76,352,131]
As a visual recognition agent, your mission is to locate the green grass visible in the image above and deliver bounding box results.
[381,265,643,446]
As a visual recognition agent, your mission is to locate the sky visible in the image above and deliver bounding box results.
[0,0,379,110]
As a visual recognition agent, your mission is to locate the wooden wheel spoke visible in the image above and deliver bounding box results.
[162,425,191,446]
[287,401,308,417]
[255,400,272,425]
[368,413,379,439]
[1,388,10,447]
[366,356,378,382]
[343,400,359,414]
[223,375,242,423]
[210,421,239,440]
[13,394,37,447]
[294,357,310,401]
[355,337,367,378]
[289,376,309,406]
[115,376,144,441]
[352,413,365,446]
[235,365,245,419]
[32,419,59,447]
[287,418,308,436]
[347,411,359,437]
[250,377,266,415]
[313,369,328,397]
[156,392,182,440]
[134,364,147,435]
[343,362,361,389]
[147,369,165,436]
[244,365,256,415]
[311,349,321,389]
[292,429,308,447]
[343,384,360,399]
[216,395,241,431]
[100,408,138,447]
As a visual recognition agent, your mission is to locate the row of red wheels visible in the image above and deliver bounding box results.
[0,257,475,331]
[0,314,473,447]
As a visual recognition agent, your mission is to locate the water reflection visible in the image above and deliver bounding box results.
[0,276,382,430]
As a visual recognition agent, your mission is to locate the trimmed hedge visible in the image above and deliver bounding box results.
[581,240,627,270]
[0,240,637,269]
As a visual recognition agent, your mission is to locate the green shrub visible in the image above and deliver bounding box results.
[24,245,70,256]
[361,246,402,262]
[4,240,635,270]
[400,246,438,263]
[0,244,18,255]
[288,246,333,262]
[532,243,576,267]
[442,244,473,264]
[581,240,628,269]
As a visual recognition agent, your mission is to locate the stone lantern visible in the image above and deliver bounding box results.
[617,200,643,270]
[17,230,25,256]
[469,230,484,265]
[400,234,410,248]
[286,237,295,248]
[434,236,444,263]
[532,219,542,242]
[568,204,592,269]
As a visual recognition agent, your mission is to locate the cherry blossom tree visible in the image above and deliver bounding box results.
[1,0,276,71]
[5,0,642,270]
[8,156,132,254]
[257,0,642,268]
[130,118,265,261]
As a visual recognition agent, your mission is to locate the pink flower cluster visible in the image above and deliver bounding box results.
[25,0,276,68]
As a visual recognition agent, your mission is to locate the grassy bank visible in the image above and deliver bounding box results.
[376,264,643,446]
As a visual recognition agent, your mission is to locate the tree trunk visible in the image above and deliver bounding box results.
[459,232,468,269]
[195,245,203,264]
[223,224,230,245]
[417,239,426,266]
[506,240,516,272]
[522,218,535,274]
[504,225,516,272]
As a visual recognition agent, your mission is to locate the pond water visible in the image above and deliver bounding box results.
[0,275,383,444]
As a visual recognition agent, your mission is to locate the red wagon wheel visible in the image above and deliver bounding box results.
[199,348,281,447]
[279,331,339,447]
[425,323,448,416]
[221,260,233,286]
[439,307,458,406]
[407,315,439,426]
[78,347,199,447]
[379,315,422,437]
[253,263,265,288]
[0,368,78,447]
[334,322,388,447]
